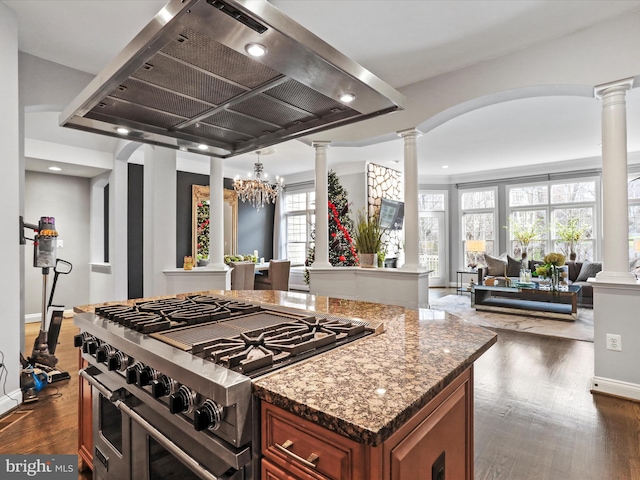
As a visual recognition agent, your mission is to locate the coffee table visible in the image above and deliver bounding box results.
[472,283,581,321]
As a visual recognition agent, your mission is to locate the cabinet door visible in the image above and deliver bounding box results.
[390,384,468,480]
[262,458,308,480]
[262,402,366,480]
[78,353,93,471]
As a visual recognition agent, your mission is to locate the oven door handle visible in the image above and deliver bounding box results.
[117,401,225,480]
[79,368,123,402]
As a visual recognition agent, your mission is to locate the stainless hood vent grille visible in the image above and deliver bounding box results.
[61,0,405,158]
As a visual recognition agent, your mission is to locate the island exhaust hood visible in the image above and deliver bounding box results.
[60,0,405,158]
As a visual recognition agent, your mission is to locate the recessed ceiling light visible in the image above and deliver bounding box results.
[442,165,449,169]
[245,43,267,57]
[197,144,209,151]
[339,93,355,103]
[115,127,130,135]
[48,166,62,172]
[179,146,187,152]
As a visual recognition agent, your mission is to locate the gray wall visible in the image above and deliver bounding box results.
[24,171,91,316]
[339,172,366,216]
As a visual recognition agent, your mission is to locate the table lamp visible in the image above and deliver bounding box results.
[466,239,486,270]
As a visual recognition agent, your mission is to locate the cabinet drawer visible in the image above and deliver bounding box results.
[262,402,365,480]
[262,458,305,480]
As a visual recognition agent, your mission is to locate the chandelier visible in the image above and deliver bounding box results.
[233,150,284,211]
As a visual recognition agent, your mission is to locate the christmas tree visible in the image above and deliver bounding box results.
[305,171,358,283]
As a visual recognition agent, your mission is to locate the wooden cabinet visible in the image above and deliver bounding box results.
[262,367,473,480]
[78,351,93,471]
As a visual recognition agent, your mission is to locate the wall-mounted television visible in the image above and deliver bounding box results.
[379,198,404,230]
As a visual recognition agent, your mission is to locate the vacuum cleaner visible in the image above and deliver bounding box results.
[20,216,72,401]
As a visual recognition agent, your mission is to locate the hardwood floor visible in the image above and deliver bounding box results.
[0,317,92,479]
[474,329,640,480]
[2,297,638,480]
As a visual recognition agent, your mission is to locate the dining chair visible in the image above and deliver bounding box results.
[229,261,256,290]
[254,260,290,291]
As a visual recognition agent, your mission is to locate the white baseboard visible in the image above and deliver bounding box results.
[24,309,74,324]
[0,388,22,417]
[24,313,40,324]
[591,376,640,402]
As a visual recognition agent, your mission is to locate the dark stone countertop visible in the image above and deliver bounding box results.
[75,289,496,446]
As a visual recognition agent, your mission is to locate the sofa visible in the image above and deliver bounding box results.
[477,254,602,307]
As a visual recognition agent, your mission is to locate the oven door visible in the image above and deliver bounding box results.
[84,369,131,480]
[126,401,245,480]
[81,367,246,480]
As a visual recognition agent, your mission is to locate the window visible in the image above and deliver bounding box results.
[629,175,640,260]
[284,190,315,264]
[507,179,598,261]
[460,188,497,267]
[419,192,446,277]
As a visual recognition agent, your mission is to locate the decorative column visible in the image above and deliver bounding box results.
[398,128,422,271]
[594,78,636,283]
[143,145,177,296]
[312,141,332,268]
[209,156,227,270]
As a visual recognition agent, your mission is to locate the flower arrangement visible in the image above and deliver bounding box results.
[535,252,566,290]
[555,216,589,260]
[504,217,545,259]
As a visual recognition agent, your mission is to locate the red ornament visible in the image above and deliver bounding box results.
[331,232,337,238]
[339,255,346,262]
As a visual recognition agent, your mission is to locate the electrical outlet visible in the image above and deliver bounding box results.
[606,334,622,352]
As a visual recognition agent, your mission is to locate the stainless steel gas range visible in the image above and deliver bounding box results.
[74,294,380,480]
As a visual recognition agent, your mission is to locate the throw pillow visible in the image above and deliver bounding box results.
[506,255,522,277]
[483,253,507,276]
[575,261,602,282]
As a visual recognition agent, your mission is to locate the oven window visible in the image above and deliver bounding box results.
[149,437,201,480]
[100,395,123,453]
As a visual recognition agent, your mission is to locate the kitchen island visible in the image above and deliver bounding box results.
[74,290,496,480]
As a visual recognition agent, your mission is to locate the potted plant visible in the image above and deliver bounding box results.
[353,210,384,268]
[555,216,588,261]
[196,253,209,267]
[504,217,544,260]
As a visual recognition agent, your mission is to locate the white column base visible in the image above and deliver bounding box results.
[594,270,638,284]
[591,376,640,402]
[206,262,230,271]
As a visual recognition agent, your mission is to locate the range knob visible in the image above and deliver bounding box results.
[194,400,224,431]
[74,332,92,348]
[151,375,178,398]
[84,339,102,355]
[125,363,143,384]
[96,344,116,363]
[136,366,159,387]
[169,386,196,414]
[107,351,132,372]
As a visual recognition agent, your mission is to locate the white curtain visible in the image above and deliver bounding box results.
[273,192,286,260]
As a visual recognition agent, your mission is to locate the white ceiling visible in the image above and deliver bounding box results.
[6,0,640,181]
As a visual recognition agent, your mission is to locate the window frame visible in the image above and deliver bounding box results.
[506,176,600,261]
[459,186,498,268]
[283,188,315,264]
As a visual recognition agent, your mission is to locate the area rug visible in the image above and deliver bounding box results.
[430,294,593,342]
